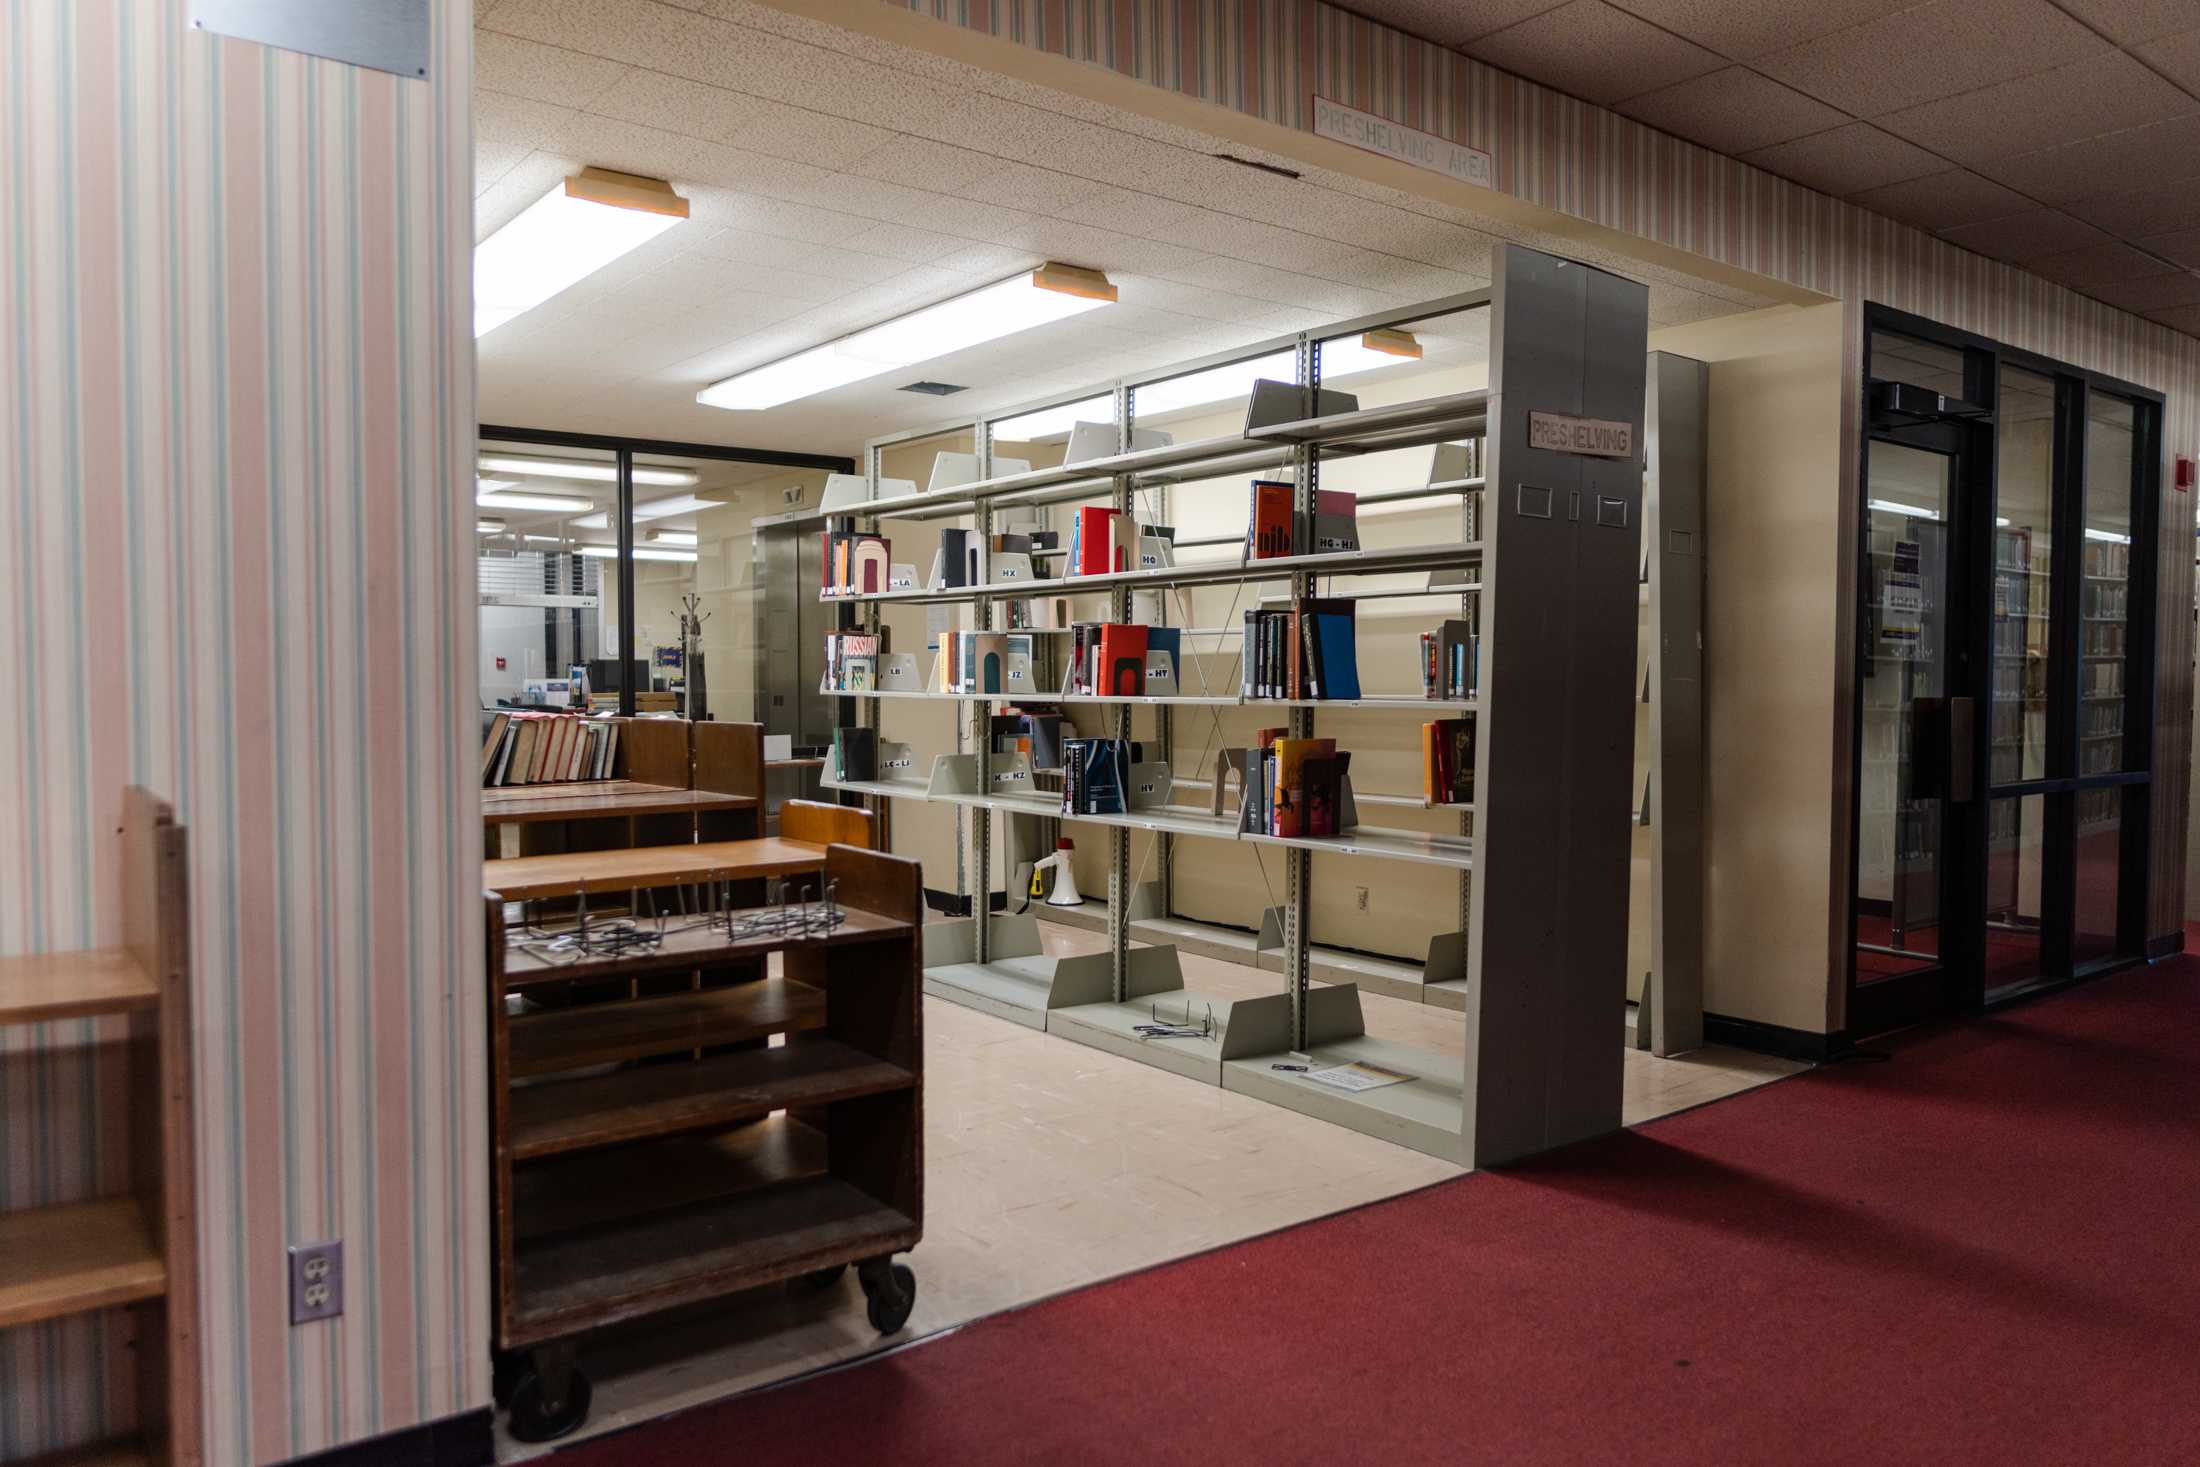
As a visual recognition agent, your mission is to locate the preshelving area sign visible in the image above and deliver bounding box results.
[1310,96,1493,190]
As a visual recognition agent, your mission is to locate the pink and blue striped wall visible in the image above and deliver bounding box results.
[0,2,483,1463]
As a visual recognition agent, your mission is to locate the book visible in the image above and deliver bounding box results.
[1436,619,1476,699]
[833,727,878,783]
[1072,506,1119,576]
[1248,480,1293,559]
[1097,624,1148,698]
[480,712,510,781]
[1302,750,1340,837]
[1270,737,1333,838]
[1305,599,1360,701]
[940,528,971,588]
[1423,718,1475,805]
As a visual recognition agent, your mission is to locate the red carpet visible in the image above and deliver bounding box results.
[559,951,2200,1467]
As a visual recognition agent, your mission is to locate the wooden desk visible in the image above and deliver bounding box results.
[484,837,831,902]
[482,781,757,826]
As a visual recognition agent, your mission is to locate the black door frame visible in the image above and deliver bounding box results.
[1848,306,2165,1038]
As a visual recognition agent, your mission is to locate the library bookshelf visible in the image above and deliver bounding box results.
[0,788,200,1466]
[807,244,1649,1168]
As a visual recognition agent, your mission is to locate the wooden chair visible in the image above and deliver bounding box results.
[781,799,875,851]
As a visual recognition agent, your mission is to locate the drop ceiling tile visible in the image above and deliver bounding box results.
[2140,228,2200,268]
[2022,241,2181,288]
[784,175,1037,244]
[844,135,994,196]
[2064,178,2200,237]
[1756,0,2110,118]
[1325,0,1563,44]
[475,33,629,109]
[585,71,898,172]
[1876,52,2198,167]
[1616,0,1921,57]
[682,189,874,246]
[685,227,908,285]
[2088,270,2200,313]
[1980,114,2200,203]
[1617,67,1849,154]
[1741,124,1948,196]
[1847,170,2037,231]
[2146,304,2200,334]
[2134,28,2200,80]
[475,88,576,179]
[834,223,969,263]
[926,244,1044,278]
[2053,0,2199,44]
[1465,1,1725,105]
[1938,209,2113,261]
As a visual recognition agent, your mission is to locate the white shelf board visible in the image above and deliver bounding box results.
[1243,825,1474,870]
[815,541,1484,606]
[923,956,1059,1029]
[1046,989,1242,1084]
[1247,390,1491,453]
[821,689,1476,712]
[1222,1033,1467,1164]
[1262,696,1480,712]
[1069,805,1242,839]
[821,776,933,802]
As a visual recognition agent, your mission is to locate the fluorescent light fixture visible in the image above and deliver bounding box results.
[477,490,595,513]
[2084,527,2131,544]
[1869,498,1941,521]
[577,544,698,563]
[474,168,688,336]
[476,519,507,534]
[649,530,698,546]
[698,263,1118,411]
[477,453,699,487]
[1997,517,2011,527]
[574,495,718,530]
[522,534,563,544]
[477,477,519,494]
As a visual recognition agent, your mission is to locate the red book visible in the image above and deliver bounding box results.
[1075,506,1119,576]
[1249,480,1293,559]
[1097,624,1148,698]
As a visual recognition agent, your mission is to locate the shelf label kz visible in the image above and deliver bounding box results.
[1528,411,1634,459]
[1311,96,1492,190]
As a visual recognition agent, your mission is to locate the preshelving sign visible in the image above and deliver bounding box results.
[1311,95,1493,190]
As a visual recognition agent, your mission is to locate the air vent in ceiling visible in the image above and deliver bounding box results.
[899,380,968,396]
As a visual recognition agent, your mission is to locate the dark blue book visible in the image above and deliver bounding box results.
[1308,600,1360,700]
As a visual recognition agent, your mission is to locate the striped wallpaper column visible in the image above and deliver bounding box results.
[0,4,484,1464]
[888,0,2200,942]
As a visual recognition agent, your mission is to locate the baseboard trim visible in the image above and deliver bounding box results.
[2145,932,2183,961]
[283,1407,493,1467]
[1702,1013,1839,1063]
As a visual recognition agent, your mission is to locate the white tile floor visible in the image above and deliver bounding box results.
[498,927,1804,1459]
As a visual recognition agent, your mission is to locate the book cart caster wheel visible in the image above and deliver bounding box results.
[797,1263,847,1291]
[860,1260,916,1335]
[506,1365,592,1443]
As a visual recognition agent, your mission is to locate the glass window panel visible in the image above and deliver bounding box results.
[1992,367,2055,784]
[475,437,619,712]
[2073,788,2125,965]
[1870,331,1966,398]
[2080,393,2136,774]
[1855,441,1952,982]
[1984,793,2046,994]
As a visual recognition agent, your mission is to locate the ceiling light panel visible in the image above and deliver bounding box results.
[698,265,1117,411]
[475,169,688,337]
[476,453,699,487]
[577,544,698,563]
[476,490,596,513]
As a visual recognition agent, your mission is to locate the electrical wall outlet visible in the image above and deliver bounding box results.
[1355,886,1370,912]
[289,1241,344,1325]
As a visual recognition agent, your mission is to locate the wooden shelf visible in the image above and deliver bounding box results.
[0,1196,167,1329]
[509,978,827,1077]
[510,1173,917,1342]
[508,1040,915,1161]
[485,836,830,902]
[511,1115,828,1245]
[482,781,756,825]
[499,907,912,988]
[0,949,159,1026]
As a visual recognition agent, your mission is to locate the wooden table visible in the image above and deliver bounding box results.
[482,780,757,825]
[484,837,832,902]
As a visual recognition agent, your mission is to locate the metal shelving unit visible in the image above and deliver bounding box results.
[811,244,1648,1166]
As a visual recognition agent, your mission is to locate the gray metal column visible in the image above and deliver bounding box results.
[1283,335,1318,1051]
[972,425,994,965]
[1108,383,1135,1000]
[1644,352,1707,1056]
[1464,245,1648,1165]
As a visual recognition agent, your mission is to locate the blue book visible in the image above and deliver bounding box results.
[1308,601,1360,700]
[1081,739,1129,815]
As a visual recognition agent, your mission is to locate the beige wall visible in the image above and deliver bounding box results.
[1649,304,1849,1033]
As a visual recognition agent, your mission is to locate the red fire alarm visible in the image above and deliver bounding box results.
[496,655,508,670]
[2176,455,2194,492]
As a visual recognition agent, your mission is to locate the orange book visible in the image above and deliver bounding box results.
[1249,480,1293,559]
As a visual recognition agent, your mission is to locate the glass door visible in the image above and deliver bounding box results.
[1854,438,1964,1007]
